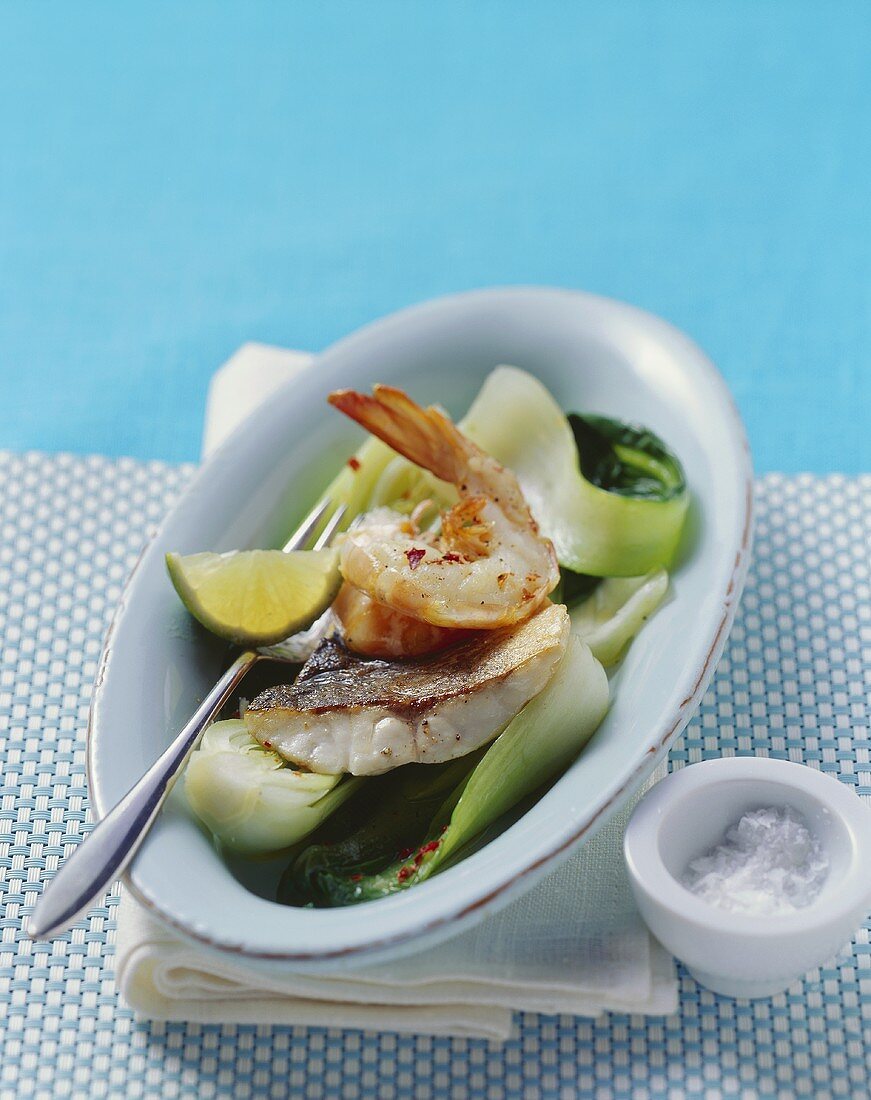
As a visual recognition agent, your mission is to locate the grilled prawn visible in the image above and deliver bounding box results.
[328,385,560,630]
[332,580,470,659]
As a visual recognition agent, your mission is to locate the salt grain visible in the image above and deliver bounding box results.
[682,806,828,915]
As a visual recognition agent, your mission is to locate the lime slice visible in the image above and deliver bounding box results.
[166,548,341,647]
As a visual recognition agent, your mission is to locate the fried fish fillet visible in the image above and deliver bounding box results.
[244,602,569,775]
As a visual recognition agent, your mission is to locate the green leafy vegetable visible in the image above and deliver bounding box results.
[569,415,686,500]
[185,720,362,854]
[368,454,455,515]
[459,366,690,576]
[555,569,601,608]
[281,636,609,905]
[429,635,608,870]
[307,434,400,536]
[278,755,481,906]
[570,569,669,666]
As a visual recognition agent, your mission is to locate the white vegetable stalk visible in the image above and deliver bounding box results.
[571,570,669,666]
[185,720,361,853]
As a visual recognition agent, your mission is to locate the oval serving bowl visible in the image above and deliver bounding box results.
[88,287,752,971]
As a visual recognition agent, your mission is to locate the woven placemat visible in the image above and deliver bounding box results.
[1,455,868,1099]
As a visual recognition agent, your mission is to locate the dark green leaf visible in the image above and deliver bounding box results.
[278,754,481,907]
[554,568,600,608]
[568,414,686,501]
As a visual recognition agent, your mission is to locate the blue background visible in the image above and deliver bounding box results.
[1,2,869,471]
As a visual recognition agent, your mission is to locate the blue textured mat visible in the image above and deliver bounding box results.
[0,455,869,1098]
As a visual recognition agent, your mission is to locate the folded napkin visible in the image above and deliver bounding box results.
[115,343,678,1039]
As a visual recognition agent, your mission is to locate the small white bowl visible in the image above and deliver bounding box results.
[624,758,871,998]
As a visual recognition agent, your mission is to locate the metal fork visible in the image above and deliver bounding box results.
[27,499,347,940]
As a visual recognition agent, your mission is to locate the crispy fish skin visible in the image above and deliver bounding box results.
[245,602,570,776]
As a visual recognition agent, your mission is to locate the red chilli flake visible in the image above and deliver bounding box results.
[350,873,363,882]
[397,866,414,884]
[347,456,361,471]
[442,552,461,563]
[413,840,441,867]
[405,547,426,570]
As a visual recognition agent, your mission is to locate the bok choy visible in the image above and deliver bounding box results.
[571,569,669,667]
[185,720,361,853]
[306,434,400,537]
[460,366,689,576]
[280,636,609,905]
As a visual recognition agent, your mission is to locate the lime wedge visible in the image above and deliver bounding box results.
[166,548,341,647]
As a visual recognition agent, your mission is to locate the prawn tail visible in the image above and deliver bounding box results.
[328,385,466,484]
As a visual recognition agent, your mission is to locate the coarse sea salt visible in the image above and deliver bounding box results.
[682,806,829,915]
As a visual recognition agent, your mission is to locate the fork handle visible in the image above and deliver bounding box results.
[27,649,260,940]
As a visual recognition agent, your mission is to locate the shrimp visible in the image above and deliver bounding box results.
[332,580,471,659]
[328,385,560,629]
[333,505,469,657]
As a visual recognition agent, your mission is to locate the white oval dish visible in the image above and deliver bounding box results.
[88,287,753,970]
[624,758,871,997]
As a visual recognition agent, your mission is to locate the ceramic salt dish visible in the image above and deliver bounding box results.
[624,757,871,998]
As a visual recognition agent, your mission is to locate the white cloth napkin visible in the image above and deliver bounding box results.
[115,342,678,1039]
